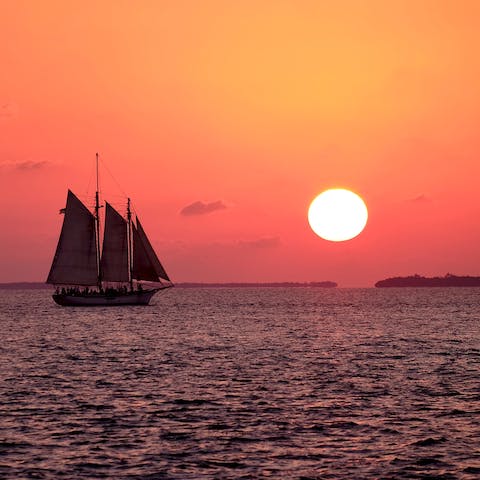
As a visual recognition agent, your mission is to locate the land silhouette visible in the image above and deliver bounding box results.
[375,274,480,288]
[4,275,480,289]
[0,281,337,289]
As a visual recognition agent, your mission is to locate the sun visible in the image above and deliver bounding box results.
[308,188,368,242]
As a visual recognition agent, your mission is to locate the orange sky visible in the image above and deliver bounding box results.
[1,1,480,287]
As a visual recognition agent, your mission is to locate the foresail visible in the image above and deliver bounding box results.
[136,218,170,282]
[47,190,98,285]
[100,202,129,282]
[132,224,158,282]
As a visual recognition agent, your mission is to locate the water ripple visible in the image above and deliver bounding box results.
[1,287,479,478]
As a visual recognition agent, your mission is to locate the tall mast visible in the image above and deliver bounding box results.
[95,152,102,289]
[127,197,134,290]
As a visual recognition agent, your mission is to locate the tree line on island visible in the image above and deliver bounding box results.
[375,274,480,288]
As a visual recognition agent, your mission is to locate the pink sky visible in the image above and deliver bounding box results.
[1,1,480,286]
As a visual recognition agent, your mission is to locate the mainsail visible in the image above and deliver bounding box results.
[100,202,129,282]
[47,190,98,286]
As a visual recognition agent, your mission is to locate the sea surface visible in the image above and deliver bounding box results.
[1,287,479,479]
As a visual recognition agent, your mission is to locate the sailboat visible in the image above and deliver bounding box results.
[46,155,172,306]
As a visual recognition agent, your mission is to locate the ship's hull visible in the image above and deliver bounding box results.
[52,288,161,306]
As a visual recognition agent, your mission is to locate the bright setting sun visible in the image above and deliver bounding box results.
[308,188,368,242]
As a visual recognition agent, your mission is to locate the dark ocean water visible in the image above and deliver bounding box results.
[1,287,479,479]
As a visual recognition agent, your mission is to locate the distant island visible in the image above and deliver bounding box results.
[0,281,337,289]
[375,274,480,288]
[175,281,337,288]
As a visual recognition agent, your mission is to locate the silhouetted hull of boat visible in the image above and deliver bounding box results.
[52,288,162,306]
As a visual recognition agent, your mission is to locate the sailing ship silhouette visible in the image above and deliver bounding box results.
[46,155,172,306]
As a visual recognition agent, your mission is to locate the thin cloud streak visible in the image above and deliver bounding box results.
[0,160,52,171]
[238,236,281,249]
[15,160,50,171]
[409,194,431,203]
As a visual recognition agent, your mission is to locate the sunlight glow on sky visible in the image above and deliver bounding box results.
[1,1,480,286]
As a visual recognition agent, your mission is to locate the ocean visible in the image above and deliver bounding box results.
[1,287,479,479]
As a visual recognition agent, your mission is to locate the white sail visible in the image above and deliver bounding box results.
[136,218,171,282]
[47,190,98,286]
[100,202,129,282]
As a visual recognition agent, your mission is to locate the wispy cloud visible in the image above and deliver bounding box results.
[15,160,50,171]
[180,200,227,216]
[0,159,52,171]
[0,102,17,118]
[238,236,281,249]
[409,194,430,203]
